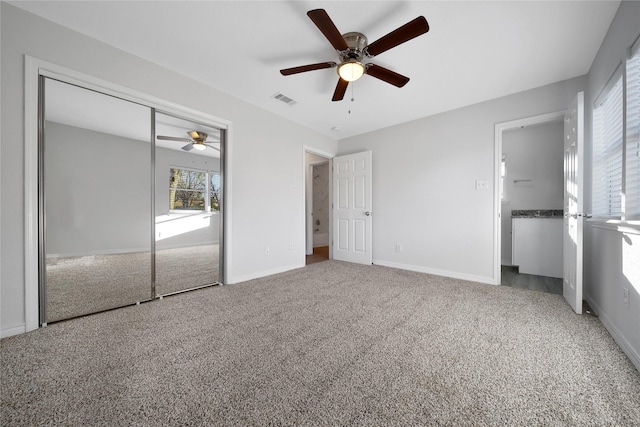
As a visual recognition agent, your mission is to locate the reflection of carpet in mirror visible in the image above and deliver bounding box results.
[156,244,219,296]
[46,245,219,323]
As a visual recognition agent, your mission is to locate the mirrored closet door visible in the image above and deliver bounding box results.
[40,78,224,324]
[154,112,222,296]
[42,78,153,323]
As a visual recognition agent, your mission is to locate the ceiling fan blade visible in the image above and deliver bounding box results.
[157,135,192,143]
[365,64,410,88]
[181,143,194,151]
[280,62,337,76]
[366,16,429,57]
[332,78,349,102]
[307,9,349,51]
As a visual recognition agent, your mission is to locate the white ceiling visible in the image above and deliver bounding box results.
[11,0,620,140]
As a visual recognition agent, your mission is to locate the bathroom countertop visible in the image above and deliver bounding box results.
[511,209,563,218]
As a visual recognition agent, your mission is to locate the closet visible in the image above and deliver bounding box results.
[40,77,224,323]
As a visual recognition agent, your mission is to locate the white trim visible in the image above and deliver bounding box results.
[304,146,334,160]
[222,127,232,285]
[24,56,40,332]
[303,145,334,261]
[1,323,27,339]
[585,296,640,372]
[24,55,232,332]
[305,163,314,255]
[373,260,495,286]
[46,247,155,258]
[227,264,304,285]
[494,111,566,287]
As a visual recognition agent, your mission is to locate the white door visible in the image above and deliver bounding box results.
[333,151,372,265]
[563,92,584,314]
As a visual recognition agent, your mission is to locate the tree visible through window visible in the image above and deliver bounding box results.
[170,168,205,210]
[210,173,221,212]
[170,168,220,212]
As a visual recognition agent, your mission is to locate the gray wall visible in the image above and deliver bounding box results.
[337,76,585,283]
[501,121,564,265]
[584,1,640,370]
[45,121,152,256]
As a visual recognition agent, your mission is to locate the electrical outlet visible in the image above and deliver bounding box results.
[624,287,630,308]
[265,246,271,256]
[396,244,402,253]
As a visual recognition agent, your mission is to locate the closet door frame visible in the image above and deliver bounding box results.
[25,56,230,331]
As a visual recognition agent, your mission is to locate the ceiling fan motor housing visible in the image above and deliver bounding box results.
[340,32,368,62]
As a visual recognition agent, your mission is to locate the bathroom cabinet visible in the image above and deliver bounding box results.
[512,217,563,278]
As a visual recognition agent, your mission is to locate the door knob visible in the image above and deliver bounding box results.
[364,211,371,216]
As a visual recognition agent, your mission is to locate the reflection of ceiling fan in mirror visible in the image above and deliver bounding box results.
[157,131,220,152]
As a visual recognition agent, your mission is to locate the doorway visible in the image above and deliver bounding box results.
[495,112,565,294]
[305,151,331,265]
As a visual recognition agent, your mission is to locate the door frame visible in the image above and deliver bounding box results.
[494,110,567,286]
[24,56,232,332]
[303,147,334,259]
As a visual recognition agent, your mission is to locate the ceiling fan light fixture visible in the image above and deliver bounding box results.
[338,60,365,82]
[192,143,207,151]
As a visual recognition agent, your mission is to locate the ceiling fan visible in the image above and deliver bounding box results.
[280,9,429,101]
[157,131,219,152]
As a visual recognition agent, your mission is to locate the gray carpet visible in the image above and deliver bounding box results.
[2,261,639,426]
[45,245,220,322]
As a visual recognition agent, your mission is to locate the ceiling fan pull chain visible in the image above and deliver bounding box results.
[348,84,355,114]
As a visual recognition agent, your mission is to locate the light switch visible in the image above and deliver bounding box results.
[476,180,489,190]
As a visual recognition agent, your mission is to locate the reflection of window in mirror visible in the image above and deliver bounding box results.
[169,167,220,212]
[169,167,206,211]
[210,172,221,212]
[501,154,507,202]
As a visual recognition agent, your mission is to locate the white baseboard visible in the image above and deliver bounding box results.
[372,260,496,285]
[1,323,26,338]
[47,242,219,258]
[586,296,640,372]
[47,247,153,258]
[228,264,304,285]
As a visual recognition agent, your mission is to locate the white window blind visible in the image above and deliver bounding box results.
[626,46,640,219]
[593,75,624,217]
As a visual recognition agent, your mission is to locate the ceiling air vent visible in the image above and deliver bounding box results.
[273,92,297,106]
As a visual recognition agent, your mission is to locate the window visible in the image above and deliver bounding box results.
[593,37,640,221]
[593,74,623,217]
[626,45,640,219]
[169,168,206,210]
[169,168,220,212]
[210,173,221,212]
